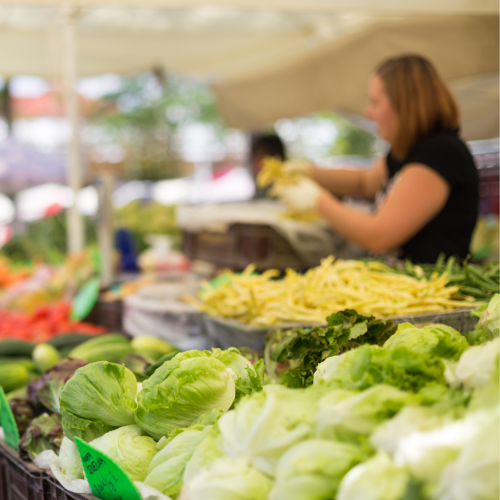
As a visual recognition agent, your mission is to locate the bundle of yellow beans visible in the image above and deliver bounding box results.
[256,156,319,221]
[186,256,478,326]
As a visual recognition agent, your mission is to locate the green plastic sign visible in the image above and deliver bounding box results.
[75,437,141,500]
[0,386,20,450]
[71,277,100,321]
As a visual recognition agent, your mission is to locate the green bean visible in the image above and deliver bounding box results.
[468,266,499,291]
[448,273,466,282]
[445,257,456,277]
[404,260,415,276]
[436,253,446,272]
[485,263,500,277]
[459,285,489,297]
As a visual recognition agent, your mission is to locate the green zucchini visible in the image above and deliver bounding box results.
[47,333,95,350]
[0,340,35,357]
[68,334,133,363]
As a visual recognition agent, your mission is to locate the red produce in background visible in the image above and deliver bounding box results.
[0,301,106,342]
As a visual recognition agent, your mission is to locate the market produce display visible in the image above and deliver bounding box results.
[0,251,97,314]
[188,257,479,326]
[0,292,498,500]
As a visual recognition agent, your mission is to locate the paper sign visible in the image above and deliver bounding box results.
[0,386,20,450]
[75,437,141,500]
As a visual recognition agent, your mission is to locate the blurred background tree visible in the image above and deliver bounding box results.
[88,70,225,181]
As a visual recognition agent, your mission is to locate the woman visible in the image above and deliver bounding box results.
[275,55,479,264]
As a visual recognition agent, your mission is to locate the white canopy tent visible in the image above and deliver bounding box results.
[213,15,499,138]
[0,1,497,256]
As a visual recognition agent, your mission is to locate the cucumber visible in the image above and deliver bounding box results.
[68,334,133,363]
[47,333,96,350]
[58,346,76,358]
[0,339,35,357]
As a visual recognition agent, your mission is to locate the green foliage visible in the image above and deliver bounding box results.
[89,73,224,181]
[1,213,97,265]
[319,111,376,156]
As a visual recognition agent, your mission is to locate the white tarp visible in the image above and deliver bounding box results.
[0,4,497,136]
[213,15,499,138]
[0,0,496,11]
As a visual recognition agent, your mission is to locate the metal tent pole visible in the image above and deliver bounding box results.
[60,7,84,253]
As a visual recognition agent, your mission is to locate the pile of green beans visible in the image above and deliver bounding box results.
[381,255,499,300]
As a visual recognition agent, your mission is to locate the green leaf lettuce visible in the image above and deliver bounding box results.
[270,439,367,500]
[383,323,468,360]
[135,350,236,439]
[59,361,137,442]
[314,344,445,393]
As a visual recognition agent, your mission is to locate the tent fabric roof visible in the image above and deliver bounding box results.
[0,4,498,136]
[212,15,499,138]
[0,1,497,12]
[0,5,497,80]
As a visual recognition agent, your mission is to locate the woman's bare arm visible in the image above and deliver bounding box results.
[310,157,387,199]
[316,163,450,252]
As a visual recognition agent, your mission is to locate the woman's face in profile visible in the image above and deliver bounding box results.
[366,74,397,144]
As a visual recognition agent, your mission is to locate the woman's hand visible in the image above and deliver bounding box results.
[273,177,326,213]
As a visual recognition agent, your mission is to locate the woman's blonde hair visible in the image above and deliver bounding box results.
[376,55,460,161]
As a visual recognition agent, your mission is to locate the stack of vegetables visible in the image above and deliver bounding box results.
[188,256,480,326]
[1,295,498,500]
[0,251,96,314]
[3,334,181,462]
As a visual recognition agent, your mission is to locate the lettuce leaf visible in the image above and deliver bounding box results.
[59,361,137,442]
[181,457,273,500]
[270,439,367,500]
[210,348,264,403]
[315,385,420,443]
[218,384,325,477]
[337,452,410,500]
[314,345,445,393]
[90,425,157,482]
[135,350,236,439]
[384,323,468,360]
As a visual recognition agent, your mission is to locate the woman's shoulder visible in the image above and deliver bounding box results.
[406,129,478,185]
[411,129,469,156]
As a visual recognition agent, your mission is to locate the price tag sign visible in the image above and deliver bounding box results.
[71,277,100,321]
[0,386,20,450]
[75,437,141,500]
